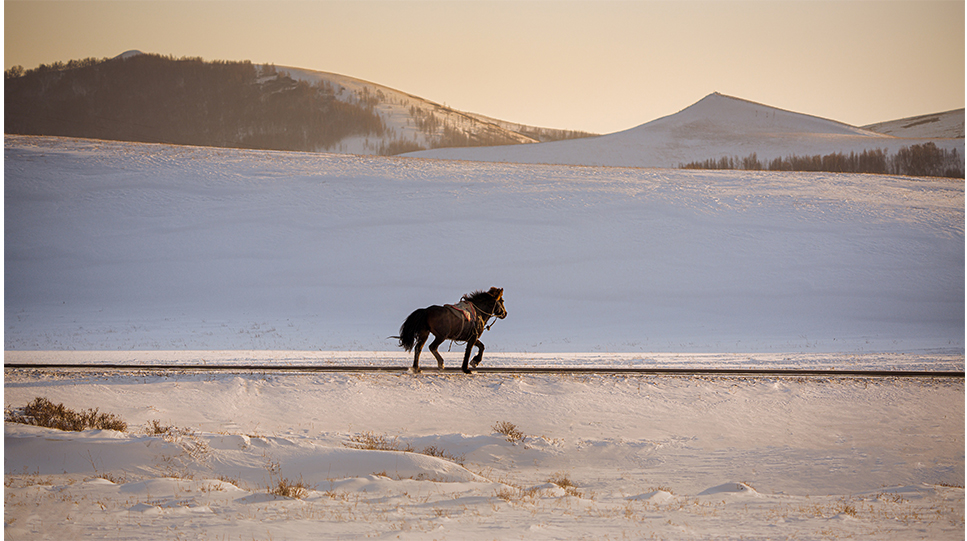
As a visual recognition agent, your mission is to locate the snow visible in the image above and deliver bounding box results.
[4,133,964,539]
[4,350,966,372]
[404,93,966,169]
[5,135,963,353]
[277,66,538,155]
[864,108,965,139]
[113,50,144,61]
[4,369,964,539]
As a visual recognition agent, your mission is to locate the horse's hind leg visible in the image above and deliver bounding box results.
[411,331,429,373]
[428,335,446,370]
[470,340,485,368]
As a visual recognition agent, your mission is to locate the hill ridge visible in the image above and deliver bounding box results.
[406,92,964,170]
[3,52,594,156]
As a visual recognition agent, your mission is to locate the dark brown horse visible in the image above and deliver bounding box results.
[396,287,507,373]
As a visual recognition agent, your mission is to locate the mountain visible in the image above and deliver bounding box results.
[3,53,592,155]
[405,93,965,170]
[863,108,965,138]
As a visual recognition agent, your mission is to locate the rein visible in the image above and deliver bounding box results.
[467,300,500,331]
[444,290,504,353]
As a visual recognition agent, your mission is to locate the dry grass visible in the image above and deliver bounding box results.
[143,420,211,461]
[492,421,525,444]
[268,477,310,499]
[345,432,465,464]
[547,472,583,497]
[418,444,465,464]
[6,397,127,432]
[346,432,410,452]
[145,419,177,436]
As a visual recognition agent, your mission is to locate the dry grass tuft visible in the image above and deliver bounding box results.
[7,397,127,432]
[837,500,858,517]
[268,477,310,499]
[143,420,210,460]
[492,421,525,444]
[345,432,464,464]
[547,472,583,497]
[346,431,412,452]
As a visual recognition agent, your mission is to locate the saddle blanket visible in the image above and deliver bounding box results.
[445,301,476,322]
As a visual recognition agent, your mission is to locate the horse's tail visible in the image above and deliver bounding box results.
[396,308,428,352]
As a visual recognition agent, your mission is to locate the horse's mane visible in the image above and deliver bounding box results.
[461,289,495,304]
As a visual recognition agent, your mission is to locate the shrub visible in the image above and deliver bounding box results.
[419,445,465,464]
[268,477,309,499]
[146,419,176,436]
[492,421,525,444]
[7,397,127,432]
[547,472,583,497]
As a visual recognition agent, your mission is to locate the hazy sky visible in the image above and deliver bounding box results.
[5,1,964,134]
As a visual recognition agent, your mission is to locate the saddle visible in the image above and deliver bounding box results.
[445,301,476,322]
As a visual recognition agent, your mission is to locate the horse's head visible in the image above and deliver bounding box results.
[463,287,508,321]
[488,287,507,319]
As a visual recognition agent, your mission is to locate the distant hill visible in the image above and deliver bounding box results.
[5,53,961,169]
[4,53,593,155]
[863,108,964,138]
[406,93,965,173]
[5,54,384,152]
[278,67,594,154]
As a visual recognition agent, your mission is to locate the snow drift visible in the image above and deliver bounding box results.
[4,369,964,540]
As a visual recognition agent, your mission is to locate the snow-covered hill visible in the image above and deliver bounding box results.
[5,135,963,353]
[278,66,593,155]
[864,108,965,138]
[5,51,594,157]
[405,93,965,168]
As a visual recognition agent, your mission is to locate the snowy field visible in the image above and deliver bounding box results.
[4,134,964,539]
[5,135,963,353]
[4,368,964,540]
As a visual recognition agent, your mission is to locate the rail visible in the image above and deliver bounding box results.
[3,364,963,378]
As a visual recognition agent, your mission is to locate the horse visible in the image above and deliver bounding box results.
[395,287,507,374]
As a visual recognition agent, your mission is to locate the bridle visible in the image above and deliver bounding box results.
[467,295,505,332]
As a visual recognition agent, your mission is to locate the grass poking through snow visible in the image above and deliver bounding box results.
[268,476,310,499]
[345,431,465,464]
[492,421,526,444]
[6,397,127,432]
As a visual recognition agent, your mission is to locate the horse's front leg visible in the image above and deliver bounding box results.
[470,339,485,368]
[462,336,478,374]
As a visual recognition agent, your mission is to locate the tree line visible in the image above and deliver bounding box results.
[681,144,963,178]
[5,54,385,152]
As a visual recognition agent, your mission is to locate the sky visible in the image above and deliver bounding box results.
[4,1,964,134]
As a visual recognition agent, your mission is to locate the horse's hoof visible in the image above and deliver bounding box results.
[462,368,474,375]
[409,367,421,374]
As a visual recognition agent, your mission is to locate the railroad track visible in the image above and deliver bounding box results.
[4,364,963,378]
